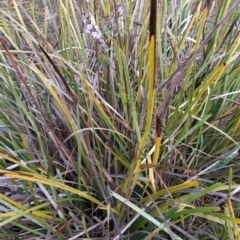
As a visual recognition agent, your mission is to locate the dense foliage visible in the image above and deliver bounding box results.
[0,0,239,239]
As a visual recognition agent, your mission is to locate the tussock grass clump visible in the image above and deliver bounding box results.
[0,0,239,239]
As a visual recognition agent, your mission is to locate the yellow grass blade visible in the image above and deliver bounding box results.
[0,169,105,207]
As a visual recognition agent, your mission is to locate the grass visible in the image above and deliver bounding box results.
[0,0,239,239]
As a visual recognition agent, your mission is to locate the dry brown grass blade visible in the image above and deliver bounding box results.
[39,44,77,104]
[140,163,196,174]
[38,44,90,129]
[0,37,40,109]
